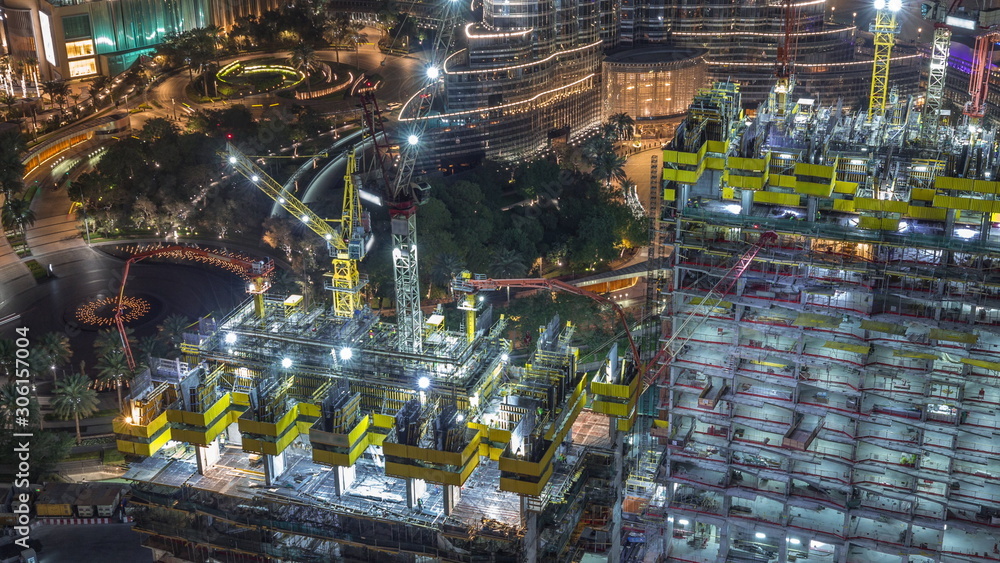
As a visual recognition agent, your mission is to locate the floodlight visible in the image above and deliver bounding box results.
[417,376,430,389]
[888,0,902,11]
[873,0,885,9]
[339,347,353,361]
[224,332,237,344]
[408,134,419,146]
[426,66,440,80]
[755,532,767,539]
[281,357,292,368]
[228,156,237,164]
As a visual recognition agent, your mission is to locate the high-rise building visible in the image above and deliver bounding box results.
[0,0,280,79]
[417,0,603,168]
[639,79,1000,562]
[617,0,922,107]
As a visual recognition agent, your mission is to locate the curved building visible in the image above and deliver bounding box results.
[620,0,922,107]
[603,47,707,120]
[421,0,603,168]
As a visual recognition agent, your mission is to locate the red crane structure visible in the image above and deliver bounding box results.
[113,245,274,369]
[965,30,1000,120]
[452,231,777,395]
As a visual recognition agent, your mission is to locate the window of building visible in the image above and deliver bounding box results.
[62,14,92,41]
[65,39,95,59]
[69,58,98,78]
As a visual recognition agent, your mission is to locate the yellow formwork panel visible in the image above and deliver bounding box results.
[591,378,639,401]
[833,181,859,195]
[929,329,978,344]
[963,358,1000,371]
[794,180,834,197]
[752,191,801,206]
[773,174,797,188]
[794,162,836,180]
[904,206,946,220]
[385,453,479,487]
[895,350,939,360]
[726,173,765,190]
[933,195,1000,213]
[722,187,736,200]
[822,341,871,355]
[911,188,936,201]
[500,463,553,496]
[729,155,769,172]
[663,150,699,166]
[855,198,908,213]
[663,189,676,201]
[705,157,725,170]
[832,199,855,212]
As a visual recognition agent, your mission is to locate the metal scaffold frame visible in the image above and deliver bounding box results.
[868,4,900,122]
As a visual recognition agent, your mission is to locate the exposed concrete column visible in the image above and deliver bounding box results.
[778,536,788,562]
[807,195,818,222]
[443,485,460,516]
[226,422,242,447]
[263,451,286,487]
[333,465,356,497]
[678,184,690,212]
[405,478,426,510]
[740,188,753,214]
[945,208,957,237]
[608,424,624,563]
[195,439,221,475]
[520,496,539,562]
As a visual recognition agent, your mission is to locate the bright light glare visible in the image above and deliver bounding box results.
[251,175,259,182]
[224,332,237,344]
[324,233,332,240]
[228,156,237,164]
[417,376,431,389]
[456,413,464,422]
[677,519,689,526]
[339,347,353,361]
[955,228,977,239]
[888,0,902,10]
[873,0,885,9]
[426,66,440,80]
[789,538,801,545]
[301,214,310,223]
[281,357,292,368]
[501,353,509,363]
[725,204,742,214]
[755,532,767,539]
[408,134,419,146]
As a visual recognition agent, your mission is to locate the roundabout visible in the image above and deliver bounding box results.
[215,60,306,94]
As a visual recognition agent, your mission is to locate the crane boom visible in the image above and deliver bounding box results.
[868,2,902,122]
[453,277,642,367]
[965,31,999,120]
[222,143,371,318]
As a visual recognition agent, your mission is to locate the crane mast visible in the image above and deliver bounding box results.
[360,0,463,354]
[223,143,371,319]
[923,25,952,141]
[868,0,903,122]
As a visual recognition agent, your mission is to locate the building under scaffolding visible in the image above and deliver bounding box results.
[115,288,641,562]
[641,79,1000,562]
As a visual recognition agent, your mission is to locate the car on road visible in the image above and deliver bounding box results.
[385,102,403,111]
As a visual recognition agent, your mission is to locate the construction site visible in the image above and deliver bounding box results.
[107,1,1000,562]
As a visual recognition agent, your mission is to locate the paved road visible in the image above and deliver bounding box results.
[32,523,152,563]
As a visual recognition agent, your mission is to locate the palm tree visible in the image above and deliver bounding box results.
[289,44,319,92]
[157,314,191,351]
[96,350,133,412]
[136,335,164,368]
[324,14,360,64]
[581,135,613,166]
[591,151,628,189]
[88,75,112,109]
[608,112,636,141]
[430,253,465,294]
[38,332,72,382]
[41,80,69,113]
[51,372,99,444]
[1,198,36,236]
[0,93,16,119]
[94,327,134,357]
[489,249,527,300]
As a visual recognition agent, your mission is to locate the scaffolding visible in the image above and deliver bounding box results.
[646,79,1000,563]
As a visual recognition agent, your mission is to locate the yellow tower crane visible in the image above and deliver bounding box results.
[222,143,371,318]
[868,0,903,122]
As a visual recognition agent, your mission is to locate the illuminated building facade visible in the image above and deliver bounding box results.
[0,0,279,79]
[619,0,922,107]
[426,0,603,167]
[602,46,707,121]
